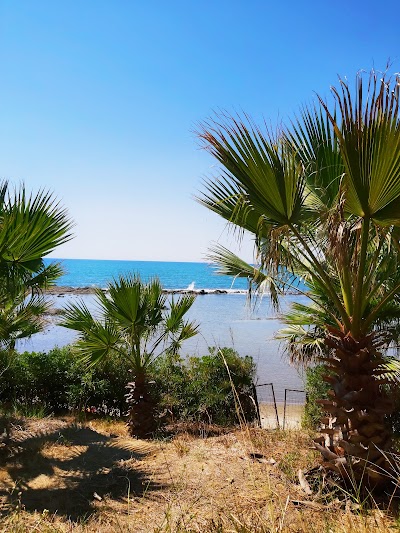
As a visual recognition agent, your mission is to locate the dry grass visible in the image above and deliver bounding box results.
[0,417,398,532]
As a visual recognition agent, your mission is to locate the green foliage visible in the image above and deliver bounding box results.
[61,274,198,372]
[0,347,76,411]
[0,346,129,416]
[197,70,400,371]
[0,181,73,351]
[153,347,256,425]
[278,451,301,481]
[2,402,49,419]
[302,365,330,429]
[61,274,199,436]
[0,345,256,427]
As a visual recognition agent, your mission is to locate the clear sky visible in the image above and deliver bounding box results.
[0,1,398,262]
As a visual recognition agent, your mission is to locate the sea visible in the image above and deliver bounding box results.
[17,258,307,401]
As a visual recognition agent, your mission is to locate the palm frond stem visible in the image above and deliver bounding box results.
[289,223,351,329]
[365,280,400,331]
[352,218,371,336]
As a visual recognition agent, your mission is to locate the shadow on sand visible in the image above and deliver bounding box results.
[0,424,162,520]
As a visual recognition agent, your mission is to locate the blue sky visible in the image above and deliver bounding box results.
[0,1,398,261]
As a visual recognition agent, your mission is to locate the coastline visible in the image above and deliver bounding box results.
[44,286,249,296]
[45,286,303,297]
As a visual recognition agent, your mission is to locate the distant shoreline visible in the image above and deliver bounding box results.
[44,286,302,296]
[44,286,248,296]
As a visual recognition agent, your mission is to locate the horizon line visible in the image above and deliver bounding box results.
[45,256,210,264]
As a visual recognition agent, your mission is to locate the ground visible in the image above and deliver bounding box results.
[0,417,397,532]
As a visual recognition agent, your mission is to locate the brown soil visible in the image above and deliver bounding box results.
[0,417,395,532]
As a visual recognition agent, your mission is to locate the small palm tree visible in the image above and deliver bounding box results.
[197,69,400,488]
[0,181,73,350]
[61,274,198,437]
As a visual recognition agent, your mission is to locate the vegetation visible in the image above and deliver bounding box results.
[0,346,129,416]
[60,276,199,437]
[0,419,397,532]
[0,345,256,426]
[197,69,400,488]
[0,181,73,351]
[303,365,330,429]
[4,65,400,525]
[62,276,197,437]
[154,346,256,425]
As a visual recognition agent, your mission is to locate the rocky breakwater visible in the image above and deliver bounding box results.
[45,286,248,296]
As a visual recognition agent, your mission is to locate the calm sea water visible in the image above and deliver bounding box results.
[25,258,306,399]
[43,258,249,290]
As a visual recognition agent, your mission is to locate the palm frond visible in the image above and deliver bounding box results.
[0,184,74,264]
[375,357,400,383]
[61,274,198,372]
[289,104,343,213]
[276,323,326,367]
[196,113,306,230]
[320,71,400,225]
[207,243,283,309]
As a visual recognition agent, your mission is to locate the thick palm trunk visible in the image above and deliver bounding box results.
[315,330,394,489]
[125,372,157,438]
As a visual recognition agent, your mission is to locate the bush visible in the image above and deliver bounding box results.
[303,364,330,429]
[153,347,256,425]
[0,346,257,427]
[0,347,77,412]
[0,347,129,416]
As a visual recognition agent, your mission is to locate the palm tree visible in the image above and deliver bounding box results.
[61,274,198,437]
[0,181,73,350]
[196,70,400,488]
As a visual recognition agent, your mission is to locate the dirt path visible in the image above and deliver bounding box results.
[0,418,393,532]
[0,418,160,519]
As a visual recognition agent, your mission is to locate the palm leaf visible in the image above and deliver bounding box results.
[288,105,343,213]
[320,71,400,224]
[0,184,74,264]
[197,114,306,229]
[61,273,198,373]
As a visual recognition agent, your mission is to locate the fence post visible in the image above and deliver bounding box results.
[283,388,287,430]
[283,389,305,430]
[270,383,280,429]
[252,382,262,428]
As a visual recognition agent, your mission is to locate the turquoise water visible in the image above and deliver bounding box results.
[44,258,248,290]
[44,258,308,293]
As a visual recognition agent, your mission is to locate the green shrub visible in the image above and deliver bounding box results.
[302,364,330,429]
[153,347,256,425]
[0,347,129,416]
[0,347,77,411]
[0,346,256,427]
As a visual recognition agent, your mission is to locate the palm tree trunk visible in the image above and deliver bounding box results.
[316,329,394,489]
[125,371,157,438]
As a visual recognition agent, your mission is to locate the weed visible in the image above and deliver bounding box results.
[278,451,301,480]
[172,434,192,457]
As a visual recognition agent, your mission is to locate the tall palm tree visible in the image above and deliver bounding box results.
[0,181,73,350]
[61,274,198,437]
[196,70,400,487]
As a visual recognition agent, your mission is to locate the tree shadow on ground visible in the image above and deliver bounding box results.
[0,413,28,445]
[0,424,162,520]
